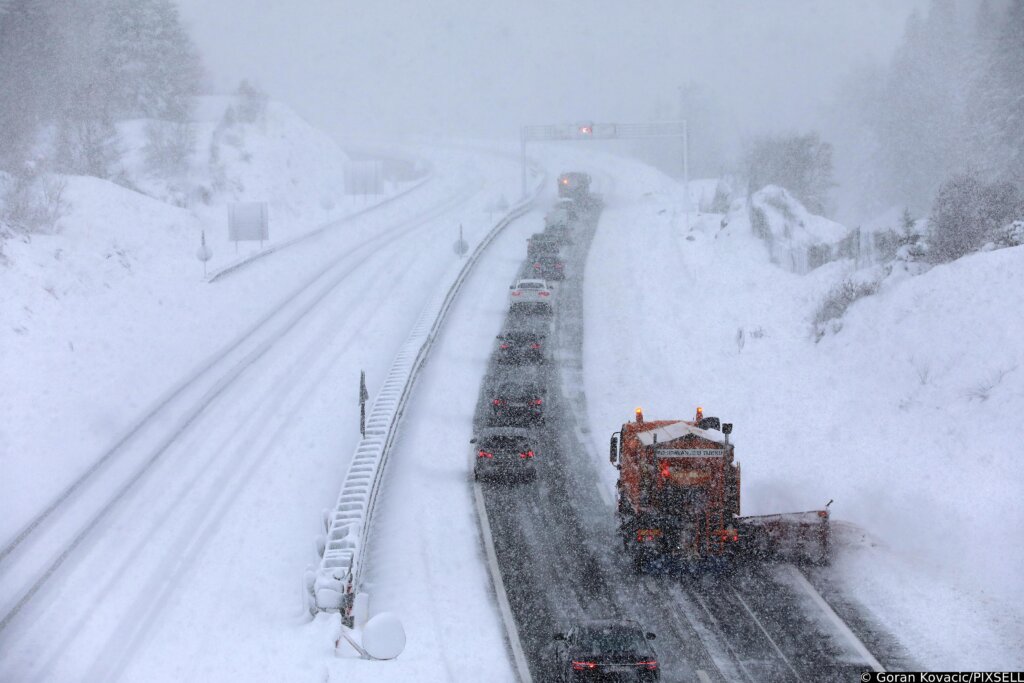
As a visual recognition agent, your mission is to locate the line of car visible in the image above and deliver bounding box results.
[473,174,664,681]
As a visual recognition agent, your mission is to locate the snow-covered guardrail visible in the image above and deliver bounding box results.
[308,169,545,622]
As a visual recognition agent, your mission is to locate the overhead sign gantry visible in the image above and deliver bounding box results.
[519,120,690,225]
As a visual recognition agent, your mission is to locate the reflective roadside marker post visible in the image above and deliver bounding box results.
[453,224,468,258]
[196,230,213,278]
[359,370,369,437]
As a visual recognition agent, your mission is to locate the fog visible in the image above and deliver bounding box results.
[177,0,923,146]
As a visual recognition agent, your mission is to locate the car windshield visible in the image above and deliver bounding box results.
[576,625,647,653]
[517,282,543,289]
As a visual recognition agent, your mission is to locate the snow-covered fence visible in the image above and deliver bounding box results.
[309,168,545,621]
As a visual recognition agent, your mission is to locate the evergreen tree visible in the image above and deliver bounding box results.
[929,173,1022,262]
[971,0,1024,186]
[872,1,971,212]
[743,132,835,215]
[0,0,60,169]
[102,0,202,120]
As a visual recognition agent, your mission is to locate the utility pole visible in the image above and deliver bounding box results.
[683,119,690,233]
[520,127,528,200]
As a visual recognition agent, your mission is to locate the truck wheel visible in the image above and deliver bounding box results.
[631,551,646,575]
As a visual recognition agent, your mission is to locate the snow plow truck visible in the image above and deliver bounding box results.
[610,407,831,573]
[557,172,591,200]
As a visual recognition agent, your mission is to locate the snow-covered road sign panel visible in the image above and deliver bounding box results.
[228,202,269,241]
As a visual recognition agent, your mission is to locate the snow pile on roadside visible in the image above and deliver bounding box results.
[582,155,1024,668]
[721,185,850,273]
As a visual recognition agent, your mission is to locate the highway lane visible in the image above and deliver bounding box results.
[473,187,899,682]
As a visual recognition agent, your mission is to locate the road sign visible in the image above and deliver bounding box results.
[196,230,213,277]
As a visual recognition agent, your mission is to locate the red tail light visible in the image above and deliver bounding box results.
[555,263,564,269]
[533,399,543,405]
[530,343,541,350]
[499,343,510,350]
[572,661,596,671]
[478,450,493,459]
[659,462,671,479]
[510,291,521,296]
[520,450,534,459]
[492,399,504,406]
[538,291,550,297]
[638,660,658,671]
[533,263,541,270]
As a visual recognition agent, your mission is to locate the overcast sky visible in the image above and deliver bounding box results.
[177,0,925,145]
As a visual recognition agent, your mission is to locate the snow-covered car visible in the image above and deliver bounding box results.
[471,427,538,481]
[509,278,554,312]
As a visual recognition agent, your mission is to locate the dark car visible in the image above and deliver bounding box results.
[497,330,545,364]
[490,378,545,426]
[527,233,561,259]
[532,255,565,281]
[471,427,537,481]
[544,221,573,246]
[552,619,659,681]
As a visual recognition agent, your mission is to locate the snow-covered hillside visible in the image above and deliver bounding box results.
[721,184,850,273]
[582,154,1024,669]
[0,97,425,546]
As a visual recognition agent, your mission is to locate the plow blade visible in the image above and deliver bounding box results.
[737,510,831,566]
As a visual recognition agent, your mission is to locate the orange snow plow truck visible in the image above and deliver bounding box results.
[610,407,831,573]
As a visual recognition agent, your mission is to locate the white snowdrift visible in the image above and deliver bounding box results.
[721,185,850,273]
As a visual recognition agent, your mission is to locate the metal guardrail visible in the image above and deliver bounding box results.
[308,167,546,621]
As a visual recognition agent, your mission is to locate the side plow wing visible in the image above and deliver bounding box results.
[737,508,831,566]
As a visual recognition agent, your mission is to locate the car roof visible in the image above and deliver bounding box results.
[501,329,543,339]
[476,426,533,439]
[574,618,645,632]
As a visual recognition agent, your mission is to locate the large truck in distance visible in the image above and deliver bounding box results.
[610,407,830,573]
[557,172,591,200]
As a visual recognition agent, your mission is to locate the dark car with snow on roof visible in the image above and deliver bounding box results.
[552,619,659,681]
[471,426,538,481]
[496,329,546,365]
[532,254,565,281]
[489,374,546,426]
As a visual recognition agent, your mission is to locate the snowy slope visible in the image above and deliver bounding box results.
[580,155,1024,669]
[0,97,426,545]
[0,145,525,682]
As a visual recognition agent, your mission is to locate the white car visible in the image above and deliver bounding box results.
[509,278,554,312]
